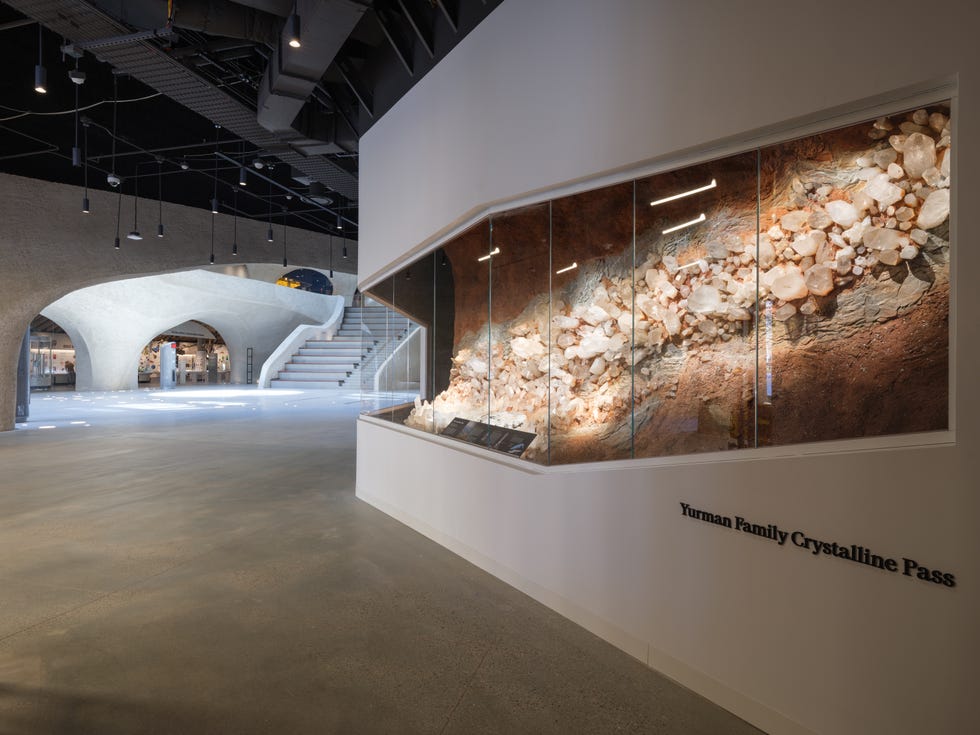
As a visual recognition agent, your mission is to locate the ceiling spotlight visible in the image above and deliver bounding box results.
[267,226,274,242]
[107,173,121,187]
[114,237,120,250]
[238,166,247,187]
[287,12,301,48]
[252,158,264,169]
[68,69,86,85]
[210,252,215,265]
[127,230,143,241]
[82,197,90,214]
[342,244,348,259]
[210,197,219,214]
[232,242,238,256]
[180,160,189,170]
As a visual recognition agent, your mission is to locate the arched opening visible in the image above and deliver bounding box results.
[276,268,334,294]
[28,315,76,392]
[139,321,230,388]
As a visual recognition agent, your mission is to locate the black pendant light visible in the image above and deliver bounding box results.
[114,186,122,249]
[71,60,81,167]
[281,205,288,267]
[209,202,216,265]
[157,157,164,237]
[267,180,274,242]
[81,122,90,213]
[127,171,142,240]
[210,124,220,214]
[329,233,334,278]
[34,24,47,94]
[287,2,301,48]
[231,186,239,256]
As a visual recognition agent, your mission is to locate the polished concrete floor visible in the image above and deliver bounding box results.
[0,387,761,734]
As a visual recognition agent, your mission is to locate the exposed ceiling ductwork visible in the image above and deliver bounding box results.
[256,0,369,156]
[4,0,359,200]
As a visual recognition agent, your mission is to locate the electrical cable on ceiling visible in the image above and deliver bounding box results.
[0,93,163,122]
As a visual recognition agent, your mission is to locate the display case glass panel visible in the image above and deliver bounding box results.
[486,203,552,462]
[549,182,635,464]
[632,151,760,459]
[403,221,492,444]
[756,105,950,445]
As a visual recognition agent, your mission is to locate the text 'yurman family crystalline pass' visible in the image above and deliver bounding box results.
[679,501,956,588]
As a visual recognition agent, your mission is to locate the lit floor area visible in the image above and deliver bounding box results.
[0,387,760,734]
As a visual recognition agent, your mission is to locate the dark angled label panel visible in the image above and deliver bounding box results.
[679,502,957,588]
[441,417,536,457]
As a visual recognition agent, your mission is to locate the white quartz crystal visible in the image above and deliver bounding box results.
[901,132,937,180]
[803,264,834,296]
[770,265,808,301]
[780,210,808,232]
[916,189,949,230]
[825,200,859,227]
[865,174,904,208]
[687,285,722,313]
[863,227,906,251]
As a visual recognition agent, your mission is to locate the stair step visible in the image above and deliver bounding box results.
[290,355,358,365]
[270,379,345,389]
[283,363,351,373]
[298,348,364,357]
[279,370,350,380]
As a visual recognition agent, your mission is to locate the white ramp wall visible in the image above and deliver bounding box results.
[356,1,980,734]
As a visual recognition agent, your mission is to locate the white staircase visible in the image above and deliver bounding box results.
[269,306,410,389]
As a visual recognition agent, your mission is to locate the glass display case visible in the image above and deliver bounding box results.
[364,104,951,465]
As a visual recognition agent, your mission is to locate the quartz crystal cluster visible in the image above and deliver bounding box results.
[406,108,951,459]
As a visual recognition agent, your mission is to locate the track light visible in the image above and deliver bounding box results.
[287,12,301,48]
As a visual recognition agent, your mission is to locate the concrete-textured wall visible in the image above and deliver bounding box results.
[0,172,354,430]
[356,1,980,734]
[42,270,341,390]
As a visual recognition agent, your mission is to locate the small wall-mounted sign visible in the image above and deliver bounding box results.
[679,502,956,588]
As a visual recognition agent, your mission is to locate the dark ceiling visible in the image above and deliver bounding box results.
[0,0,503,252]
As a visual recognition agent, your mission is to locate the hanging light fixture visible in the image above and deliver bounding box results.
[114,186,122,249]
[71,61,81,167]
[209,201,216,265]
[107,75,120,188]
[231,187,239,256]
[441,250,448,267]
[238,142,248,187]
[336,211,342,231]
[127,169,142,240]
[81,122,90,213]
[34,24,47,94]
[287,3,301,48]
[281,205,288,267]
[157,157,164,237]
[267,181,274,242]
[329,233,334,278]
[210,124,220,213]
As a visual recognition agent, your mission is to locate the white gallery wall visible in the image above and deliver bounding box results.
[356,2,980,734]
